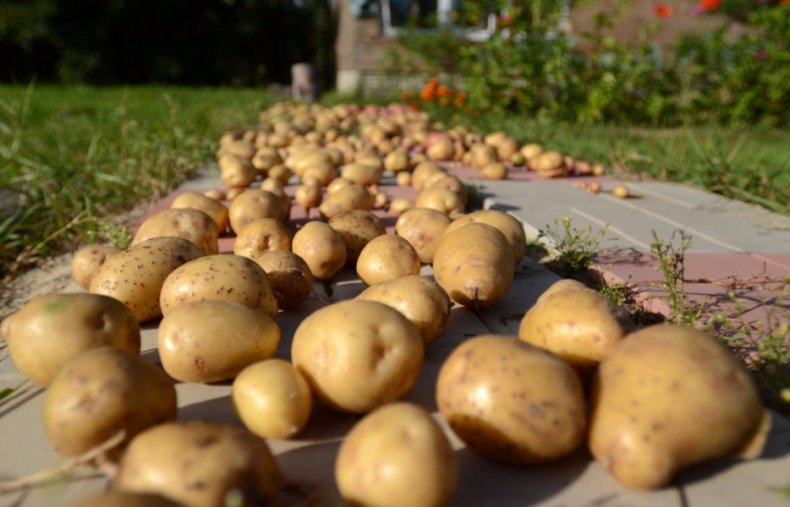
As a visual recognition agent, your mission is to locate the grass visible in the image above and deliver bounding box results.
[0,84,272,281]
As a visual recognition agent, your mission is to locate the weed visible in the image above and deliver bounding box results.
[539,216,608,277]
[0,380,28,406]
[650,229,703,326]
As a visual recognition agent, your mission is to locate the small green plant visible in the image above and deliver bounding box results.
[0,380,28,406]
[598,276,666,327]
[650,229,703,326]
[540,216,607,276]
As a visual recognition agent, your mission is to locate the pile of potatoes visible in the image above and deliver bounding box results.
[0,101,769,507]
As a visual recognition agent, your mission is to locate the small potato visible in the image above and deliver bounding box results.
[445,210,527,268]
[292,221,347,281]
[113,422,282,507]
[203,189,226,200]
[480,162,508,180]
[328,210,386,265]
[89,237,203,322]
[1,293,140,386]
[292,300,424,413]
[357,275,451,345]
[294,183,323,213]
[232,359,312,439]
[327,176,354,194]
[132,208,218,256]
[233,218,292,259]
[423,174,468,205]
[44,347,176,457]
[384,149,410,173]
[356,235,420,286]
[613,185,630,198]
[218,154,256,189]
[66,492,181,507]
[389,197,415,216]
[437,335,586,464]
[221,140,256,160]
[411,162,444,191]
[226,187,244,200]
[395,207,451,264]
[318,183,374,219]
[159,254,278,318]
[229,189,288,234]
[72,245,122,290]
[415,187,464,216]
[170,191,229,233]
[341,162,384,186]
[253,250,314,309]
[260,176,285,193]
[158,301,280,382]
[396,171,412,187]
[336,402,458,507]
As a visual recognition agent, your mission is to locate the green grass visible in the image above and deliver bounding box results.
[0,84,272,280]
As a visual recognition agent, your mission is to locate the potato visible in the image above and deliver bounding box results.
[341,162,384,186]
[0,294,140,386]
[423,174,467,205]
[357,275,451,345]
[159,254,278,318]
[396,171,412,187]
[229,189,288,234]
[389,197,415,216]
[411,162,444,191]
[253,250,314,309]
[336,402,458,507]
[292,221,347,281]
[302,162,338,186]
[589,324,768,490]
[89,237,203,322]
[444,210,527,268]
[158,300,280,382]
[535,278,588,304]
[72,245,122,290]
[233,218,292,259]
[318,183,373,219]
[226,187,244,201]
[384,149,410,173]
[327,176,354,194]
[415,187,464,216]
[469,143,498,169]
[480,162,508,180]
[131,208,218,256]
[518,286,634,368]
[170,191,229,233]
[294,183,323,214]
[43,347,176,457]
[66,492,181,507]
[113,422,282,507]
[520,143,543,160]
[219,154,257,189]
[395,208,451,264]
[232,359,312,439]
[427,137,454,161]
[291,300,424,413]
[437,335,585,464]
[221,139,256,160]
[203,189,226,200]
[433,223,515,308]
[328,210,386,265]
[356,235,420,286]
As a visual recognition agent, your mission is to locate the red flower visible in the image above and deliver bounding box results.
[654,4,672,17]
[700,0,721,10]
[401,91,411,101]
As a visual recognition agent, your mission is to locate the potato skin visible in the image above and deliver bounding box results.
[395,208,451,264]
[253,250,314,309]
[72,245,122,290]
[444,210,526,268]
[158,301,281,383]
[131,208,219,256]
[589,324,765,490]
[171,191,230,233]
[292,221,347,281]
[356,234,421,286]
[233,217,292,259]
[113,422,282,507]
[159,254,278,318]
[229,189,287,234]
[436,335,585,464]
[292,300,424,414]
[66,492,182,507]
[43,347,176,457]
[336,402,458,507]
[432,223,515,308]
[328,210,386,265]
[89,237,203,322]
[1,293,140,386]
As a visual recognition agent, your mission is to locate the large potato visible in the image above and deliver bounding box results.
[328,210,386,265]
[437,335,585,464]
[445,210,526,267]
[356,234,420,286]
[519,286,634,368]
[253,250,314,309]
[233,217,292,259]
[433,223,515,308]
[43,347,176,457]
[113,422,282,507]
[159,254,278,318]
[292,300,424,413]
[158,301,280,383]
[395,208,452,264]
[336,402,458,507]
[292,221,347,281]
[89,237,203,322]
[232,359,312,439]
[71,245,122,290]
[229,189,287,234]
[0,293,140,386]
[589,324,768,490]
[357,275,451,345]
[131,208,218,256]
[170,191,230,233]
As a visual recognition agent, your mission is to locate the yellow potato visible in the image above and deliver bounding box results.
[445,210,527,268]
[233,217,292,259]
[433,223,515,308]
[228,189,287,234]
[356,234,421,286]
[437,335,586,464]
[232,359,312,439]
[423,174,467,205]
[336,402,458,507]
[170,191,229,233]
[589,324,768,490]
[131,208,218,256]
[327,176,354,194]
[384,149,410,173]
[411,162,444,191]
[469,143,498,169]
[218,154,256,188]
[159,254,278,318]
[1,293,140,386]
[113,422,282,507]
[395,208,451,264]
[389,197,415,216]
[480,162,508,180]
[43,347,176,457]
[341,162,384,186]
[71,245,122,290]
[357,275,451,345]
[535,278,588,304]
[415,187,464,216]
[253,250,314,309]
[318,183,374,219]
[302,162,338,186]
[292,221,347,281]
[291,300,424,413]
[158,300,280,382]
[89,237,203,322]
[328,210,386,265]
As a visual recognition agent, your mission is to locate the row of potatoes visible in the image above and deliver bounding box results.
[1,102,769,506]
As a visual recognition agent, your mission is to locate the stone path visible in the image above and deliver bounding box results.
[1,165,789,506]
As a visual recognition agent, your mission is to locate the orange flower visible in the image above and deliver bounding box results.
[454,92,467,108]
[436,85,451,97]
[439,97,449,107]
[700,0,721,10]
[654,4,672,17]
[420,87,436,102]
[401,91,411,101]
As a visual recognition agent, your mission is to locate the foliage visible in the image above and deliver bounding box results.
[650,229,703,326]
[539,216,608,276]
